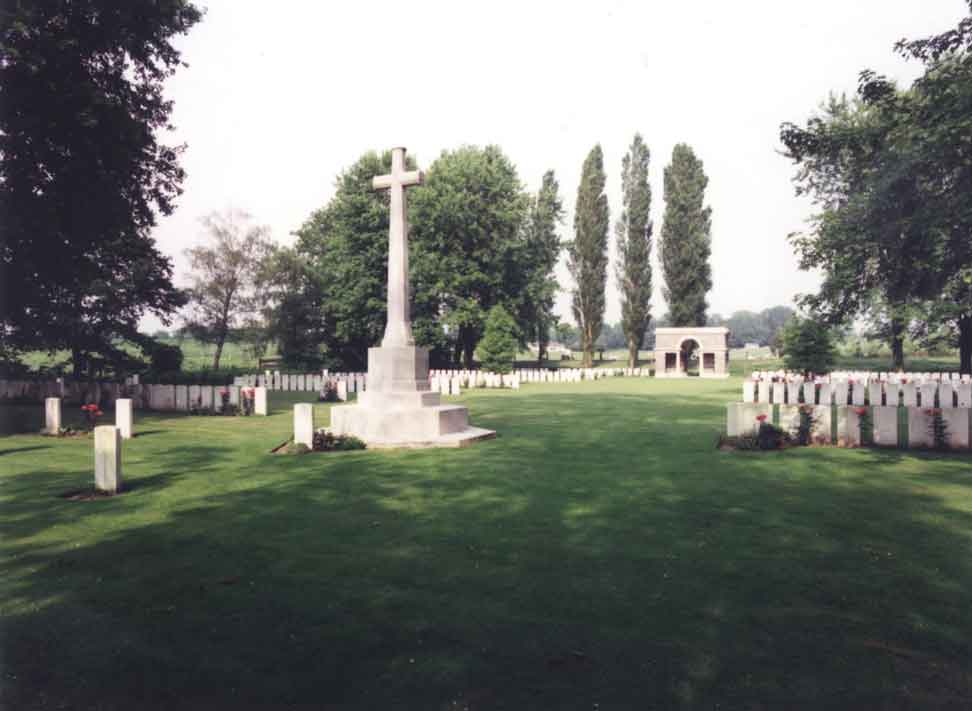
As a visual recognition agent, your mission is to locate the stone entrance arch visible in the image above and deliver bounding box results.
[654,327,730,378]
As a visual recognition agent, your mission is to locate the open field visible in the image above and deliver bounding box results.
[2,378,971,709]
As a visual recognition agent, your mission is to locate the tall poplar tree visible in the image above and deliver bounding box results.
[616,134,653,368]
[523,171,564,364]
[660,144,713,327]
[567,145,609,368]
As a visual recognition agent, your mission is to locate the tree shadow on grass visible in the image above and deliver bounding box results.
[0,445,50,456]
[2,390,971,710]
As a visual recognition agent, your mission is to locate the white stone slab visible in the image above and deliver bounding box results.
[742,381,755,402]
[772,382,785,405]
[786,382,801,405]
[817,383,832,406]
[199,386,214,412]
[833,381,849,406]
[810,405,832,445]
[802,382,816,406]
[907,407,934,448]
[901,383,917,407]
[872,406,899,447]
[254,386,268,416]
[45,397,61,434]
[757,381,771,404]
[868,382,883,407]
[94,425,122,493]
[336,380,348,402]
[941,408,970,449]
[851,383,866,406]
[294,403,315,448]
[939,382,955,408]
[726,402,771,436]
[115,399,133,439]
[919,383,937,408]
[958,384,972,408]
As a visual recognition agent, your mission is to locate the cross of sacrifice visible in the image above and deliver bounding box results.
[373,147,424,348]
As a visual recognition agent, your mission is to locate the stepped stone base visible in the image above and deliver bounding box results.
[329,345,495,448]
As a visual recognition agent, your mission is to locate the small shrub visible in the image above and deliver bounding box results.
[319,382,339,403]
[735,433,760,450]
[239,388,255,416]
[312,431,366,452]
[80,403,104,431]
[757,422,786,450]
[478,304,520,375]
[149,343,184,373]
[855,406,872,446]
[796,405,816,446]
[781,318,837,375]
[927,408,948,450]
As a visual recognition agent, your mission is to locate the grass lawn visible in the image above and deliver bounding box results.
[2,378,971,709]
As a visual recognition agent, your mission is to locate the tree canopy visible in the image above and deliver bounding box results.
[659,144,712,327]
[0,0,202,374]
[616,134,653,368]
[567,145,609,368]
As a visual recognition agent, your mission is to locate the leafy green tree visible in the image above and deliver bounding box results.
[478,305,520,374]
[293,150,414,370]
[616,134,653,368]
[522,171,564,364]
[567,145,609,368]
[781,318,837,374]
[259,247,325,369]
[183,210,275,370]
[555,321,577,349]
[659,144,713,327]
[783,5,972,371]
[0,0,201,374]
[410,145,531,367]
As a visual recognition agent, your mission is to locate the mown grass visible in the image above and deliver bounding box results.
[1,379,971,709]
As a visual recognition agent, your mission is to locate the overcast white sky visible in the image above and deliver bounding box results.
[146,0,968,332]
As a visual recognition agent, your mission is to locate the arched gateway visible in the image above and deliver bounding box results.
[654,327,730,378]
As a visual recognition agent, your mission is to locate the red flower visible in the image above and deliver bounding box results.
[925,408,940,416]
[854,407,867,416]
[94,410,104,417]
[756,414,767,422]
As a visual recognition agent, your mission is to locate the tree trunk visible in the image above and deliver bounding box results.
[537,318,548,366]
[627,339,638,369]
[959,315,972,375]
[890,316,905,370]
[72,347,84,379]
[213,333,225,371]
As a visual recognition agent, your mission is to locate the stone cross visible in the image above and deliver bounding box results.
[373,147,423,347]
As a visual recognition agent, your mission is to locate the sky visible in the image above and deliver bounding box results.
[145,0,969,332]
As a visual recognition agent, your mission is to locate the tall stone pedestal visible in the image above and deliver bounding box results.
[329,346,494,448]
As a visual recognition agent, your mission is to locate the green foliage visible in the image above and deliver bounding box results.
[478,305,520,374]
[184,210,275,371]
[567,145,610,368]
[797,405,817,446]
[660,144,713,327]
[410,145,532,367]
[312,431,366,452]
[757,422,787,450]
[0,0,201,374]
[782,318,837,374]
[782,7,972,371]
[148,343,184,373]
[616,134,653,368]
[293,150,403,371]
[259,247,325,370]
[522,171,565,363]
[927,408,949,450]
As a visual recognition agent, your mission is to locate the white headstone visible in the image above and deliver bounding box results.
[867,382,883,407]
[450,377,461,396]
[939,382,955,409]
[901,383,918,407]
[94,425,122,493]
[115,399,133,439]
[45,397,61,434]
[336,380,348,402]
[919,383,937,408]
[802,382,816,406]
[293,403,315,448]
[957,383,972,408]
[254,386,268,415]
[772,382,785,405]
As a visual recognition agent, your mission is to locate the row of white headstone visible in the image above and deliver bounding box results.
[750,370,970,384]
[45,397,135,439]
[233,372,366,393]
[741,379,972,408]
[727,402,972,449]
